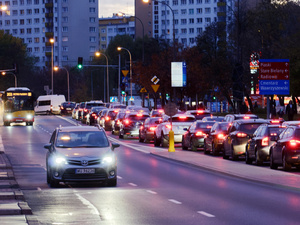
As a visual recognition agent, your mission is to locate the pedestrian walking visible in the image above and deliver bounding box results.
[286,100,296,121]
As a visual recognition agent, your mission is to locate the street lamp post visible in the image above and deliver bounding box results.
[143,0,175,59]
[1,72,17,87]
[117,47,132,100]
[54,66,70,101]
[49,38,55,95]
[95,51,109,103]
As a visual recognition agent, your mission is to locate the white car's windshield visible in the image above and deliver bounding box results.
[56,131,109,148]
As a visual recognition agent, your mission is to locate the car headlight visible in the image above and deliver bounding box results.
[6,114,12,120]
[26,114,33,120]
[55,157,67,164]
[103,156,113,164]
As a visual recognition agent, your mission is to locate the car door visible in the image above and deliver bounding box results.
[206,123,217,151]
[273,128,290,163]
[224,122,237,154]
[248,126,263,156]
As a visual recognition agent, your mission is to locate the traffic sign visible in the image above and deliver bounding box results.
[140,87,147,93]
[122,70,129,77]
[164,102,178,116]
[151,84,160,93]
[129,96,134,101]
[259,59,289,80]
[259,80,290,95]
[151,76,160,84]
[122,77,128,83]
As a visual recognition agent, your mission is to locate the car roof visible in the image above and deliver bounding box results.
[58,126,104,132]
[233,118,267,124]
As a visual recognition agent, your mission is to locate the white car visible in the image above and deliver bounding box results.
[154,114,196,147]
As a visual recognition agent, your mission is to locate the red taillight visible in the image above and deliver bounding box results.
[105,116,110,121]
[197,110,204,114]
[116,120,120,125]
[149,126,156,131]
[270,120,280,124]
[84,109,88,112]
[165,124,172,129]
[140,126,144,130]
[158,109,164,113]
[207,125,212,129]
[236,132,247,138]
[60,106,64,109]
[289,140,300,147]
[124,119,130,125]
[217,133,225,139]
[243,116,250,119]
[50,105,53,109]
[137,113,143,117]
[195,131,206,137]
[261,137,269,146]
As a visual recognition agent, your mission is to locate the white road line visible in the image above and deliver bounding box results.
[128,183,138,187]
[56,116,81,126]
[117,176,123,179]
[146,190,157,195]
[168,199,182,205]
[75,192,100,216]
[197,211,215,218]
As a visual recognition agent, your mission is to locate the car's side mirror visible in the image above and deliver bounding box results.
[44,143,51,150]
[111,143,120,151]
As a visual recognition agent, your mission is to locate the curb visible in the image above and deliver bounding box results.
[26,215,40,225]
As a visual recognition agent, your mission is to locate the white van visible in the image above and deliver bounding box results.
[34,95,66,115]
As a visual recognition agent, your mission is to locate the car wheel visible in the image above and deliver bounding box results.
[107,178,117,187]
[223,149,229,159]
[270,149,278,170]
[154,134,161,147]
[212,143,218,156]
[283,153,292,171]
[119,130,124,139]
[182,136,188,150]
[255,150,263,166]
[162,135,169,148]
[245,150,252,164]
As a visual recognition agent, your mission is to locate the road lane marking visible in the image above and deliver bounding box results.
[197,211,215,218]
[129,183,137,187]
[146,190,157,195]
[168,199,182,204]
[56,116,81,126]
[75,192,100,216]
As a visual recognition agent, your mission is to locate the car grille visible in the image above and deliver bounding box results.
[67,159,101,166]
[62,168,107,180]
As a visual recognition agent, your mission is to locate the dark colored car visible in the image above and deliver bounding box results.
[81,101,105,124]
[223,119,267,160]
[269,125,300,170]
[224,114,259,122]
[185,110,211,120]
[204,122,231,155]
[139,117,162,143]
[112,109,127,134]
[60,101,76,115]
[182,121,215,151]
[86,106,107,125]
[119,111,150,139]
[245,124,285,165]
[99,109,119,131]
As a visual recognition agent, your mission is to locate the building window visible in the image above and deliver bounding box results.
[189,38,195,44]
[181,19,187,24]
[20,19,24,25]
[89,27,96,32]
[62,7,68,12]
[62,27,68,32]
[172,0,178,5]
[12,0,18,5]
[27,48,32,52]
[27,0,32,4]
[12,29,17,34]
[34,47,39,52]
[90,36,96,42]
[181,28,187,34]
[27,28,31,33]
[189,18,194,24]
[34,28,39,33]
[20,10,25,15]
[12,10,18,15]
[20,29,25,34]
[197,18,202,23]
[34,8,39,14]
[34,37,39,43]
[62,56,68,61]
[62,17,68,22]
[20,0,24,5]
[34,18,39,23]
[89,0,95,2]
[89,46,96,52]
[196,0,202,3]
[181,9,186,14]
[27,9,32,14]
[189,0,194,3]
[189,9,194,14]
[27,19,32,24]
[197,27,203,33]
[197,8,202,14]
[89,7,96,13]
[101,36,106,41]
[101,28,105,33]
[181,0,187,4]
[89,17,96,23]
[62,46,68,52]
[5,20,10,25]
[34,0,39,4]
[12,20,17,25]
[205,17,211,23]
[205,8,211,13]
[62,37,68,41]
[205,0,210,3]
[189,28,194,33]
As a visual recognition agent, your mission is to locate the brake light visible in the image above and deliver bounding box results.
[60,106,64,109]
[50,105,53,109]
[217,133,225,139]
[197,110,204,114]
[179,116,187,119]
[165,124,172,129]
[289,140,300,147]
[105,116,110,121]
[114,110,119,113]
[270,120,280,124]
[207,125,212,129]
[149,126,156,131]
[140,126,144,130]
[158,109,164,113]
[243,116,250,119]
[236,132,247,138]
[137,113,143,117]
[124,119,130,125]
[195,131,206,137]
[116,120,120,125]
[84,109,88,112]
[261,137,269,146]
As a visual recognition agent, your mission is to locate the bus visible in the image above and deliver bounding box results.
[2,87,35,126]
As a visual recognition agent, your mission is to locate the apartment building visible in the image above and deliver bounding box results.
[99,14,135,50]
[0,0,99,68]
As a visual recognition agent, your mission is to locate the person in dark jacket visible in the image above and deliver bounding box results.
[286,100,297,121]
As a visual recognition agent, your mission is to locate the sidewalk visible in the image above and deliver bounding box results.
[151,150,300,191]
[0,151,39,225]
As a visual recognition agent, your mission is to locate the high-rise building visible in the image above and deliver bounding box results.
[0,0,99,68]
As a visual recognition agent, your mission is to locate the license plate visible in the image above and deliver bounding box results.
[75,169,95,174]
[67,108,71,110]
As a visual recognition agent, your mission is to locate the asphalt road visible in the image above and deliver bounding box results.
[1,115,300,224]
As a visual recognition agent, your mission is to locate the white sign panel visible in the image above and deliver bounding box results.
[171,62,187,87]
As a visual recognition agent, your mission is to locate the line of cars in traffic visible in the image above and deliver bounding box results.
[64,100,300,172]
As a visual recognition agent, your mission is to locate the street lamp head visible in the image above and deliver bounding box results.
[49,38,55,44]
[1,72,6,76]
[1,5,8,11]
[54,66,59,71]
[117,47,122,51]
[116,12,125,17]
[95,51,101,57]
[142,0,150,3]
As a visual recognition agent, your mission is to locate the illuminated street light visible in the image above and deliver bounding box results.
[50,38,55,94]
[2,71,17,87]
[95,51,109,102]
[54,66,70,101]
[117,47,132,100]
